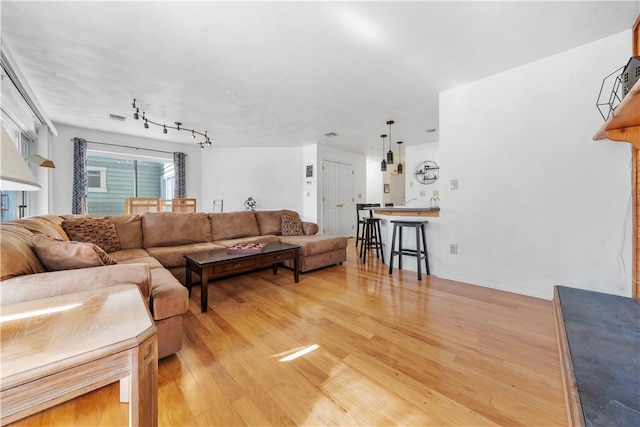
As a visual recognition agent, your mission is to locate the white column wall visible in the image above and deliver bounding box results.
[438,30,633,299]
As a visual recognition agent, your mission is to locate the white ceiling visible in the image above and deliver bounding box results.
[1,1,638,157]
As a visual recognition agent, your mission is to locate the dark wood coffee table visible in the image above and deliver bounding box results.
[184,242,300,312]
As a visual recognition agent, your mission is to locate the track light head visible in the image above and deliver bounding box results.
[163,126,167,134]
[144,119,149,129]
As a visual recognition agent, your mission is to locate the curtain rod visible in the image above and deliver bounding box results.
[70,138,186,156]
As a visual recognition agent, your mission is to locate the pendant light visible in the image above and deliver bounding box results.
[396,141,403,174]
[380,134,387,171]
[386,120,394,164]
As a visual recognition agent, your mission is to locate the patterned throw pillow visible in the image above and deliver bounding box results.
[62,216,121,253]
[32,235,117,271]
[281,215,303,236]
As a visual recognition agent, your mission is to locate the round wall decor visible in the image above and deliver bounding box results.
[414,161,440,185]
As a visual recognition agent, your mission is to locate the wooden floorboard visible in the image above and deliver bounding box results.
[7,239,567,426]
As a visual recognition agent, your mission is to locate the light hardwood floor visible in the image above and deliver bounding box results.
[9,240,567,426]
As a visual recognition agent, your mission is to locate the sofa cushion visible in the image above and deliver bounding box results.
[109,249,164,270]
[110,215,143,249]
[213,235,280,248]
[209,211,259,241]
[146,242,224,268]
[303,222,319,235]
[32,235,117,271]
[255,209,300,236]
[0,224,45,280]
[5,216,69,240]
[278,235,348,257]
[62,216,121,253]
[107,248,151,262]
[0,264,152,306]
[281,214,304,236]
[142,212,212,247]
[149,268,189,321]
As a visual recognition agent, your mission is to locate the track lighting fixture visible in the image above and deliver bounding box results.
[131,99,212,148]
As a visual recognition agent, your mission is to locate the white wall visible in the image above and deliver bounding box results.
[438,30,633,299]
[366,158,384,204]
[302,144,318,222]
[51,123,202,215]
[404,142,440,206]
[199,146,304,215]
[199,144,365,227]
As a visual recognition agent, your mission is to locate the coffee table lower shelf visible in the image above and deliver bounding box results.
[184,243,300,313]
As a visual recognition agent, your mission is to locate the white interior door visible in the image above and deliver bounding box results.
[322,160,353,236]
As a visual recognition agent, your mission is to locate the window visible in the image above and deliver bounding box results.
[86,155,174,216]
[87,166,107,192]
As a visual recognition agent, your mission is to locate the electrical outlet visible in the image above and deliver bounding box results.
[450,244,458,255]
[451,179,459,190]
[433,190,439,197]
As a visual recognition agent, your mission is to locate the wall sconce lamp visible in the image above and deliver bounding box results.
[26,154,55,168]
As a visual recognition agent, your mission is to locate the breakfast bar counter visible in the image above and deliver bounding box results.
[372,207,440,217]
[370,207,441,275]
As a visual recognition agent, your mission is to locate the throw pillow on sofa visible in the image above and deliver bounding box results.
[281,215,304,236]
[32,235,117,271]
[62,216,121,253]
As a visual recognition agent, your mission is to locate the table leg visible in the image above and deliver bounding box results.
[201,267,209,313]
[185,262,193,296]
[130,334,158,427]
[294,249,300,283]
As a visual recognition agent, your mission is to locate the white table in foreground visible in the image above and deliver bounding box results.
[0,285,157,426]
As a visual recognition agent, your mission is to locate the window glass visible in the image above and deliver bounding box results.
[86,156,173,216]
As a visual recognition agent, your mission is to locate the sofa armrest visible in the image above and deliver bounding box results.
[302,222,319,235]
[0,264,152,306]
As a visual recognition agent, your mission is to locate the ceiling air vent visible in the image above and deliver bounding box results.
[109,114,126,121]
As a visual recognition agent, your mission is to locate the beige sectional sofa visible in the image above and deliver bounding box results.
[0,209,347,359]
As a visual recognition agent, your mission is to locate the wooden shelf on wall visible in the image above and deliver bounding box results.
[593,78,640,147]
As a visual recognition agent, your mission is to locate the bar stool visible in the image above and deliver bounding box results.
[388,220,430,280]
[360,217,384,263]
[355,203,380,247]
